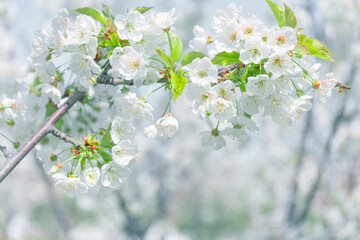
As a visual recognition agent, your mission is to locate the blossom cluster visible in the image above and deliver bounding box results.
[184,3,340,149]
[25,6,180,197]
[6,2,344,197]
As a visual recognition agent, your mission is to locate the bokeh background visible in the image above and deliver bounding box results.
[1,0,360,239]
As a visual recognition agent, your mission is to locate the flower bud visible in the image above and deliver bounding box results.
[50,163,62,174]
[6,119,15,126]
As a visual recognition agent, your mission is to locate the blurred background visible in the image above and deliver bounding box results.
[1,0,360,239]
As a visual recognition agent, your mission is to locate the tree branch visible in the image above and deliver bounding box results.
[0,64,241,183]
[47,126,80,148]
[0,90,85,183]
[96,75,167,86]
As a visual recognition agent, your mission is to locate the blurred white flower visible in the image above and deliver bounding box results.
[54,174,89,197]
[101,162,129,189]
[111,140,137,167]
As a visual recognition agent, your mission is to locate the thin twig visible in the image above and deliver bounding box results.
[47,126,80,148]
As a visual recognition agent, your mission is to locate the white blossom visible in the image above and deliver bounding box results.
[246,74,275,99]
[66,15,101,45]
[154,8,177,29]
[54,174,89,197]
[240,36,270,64]
[111,140,137,167]
[268,26,297,53]
[115,10,146,42]
[264,52,292,78]
[189,25,213,53]
[114,92,154,121]
[35,84,62,105]
[116,47,147,86]
[101,162,129,189]
[83,167,101,187]
[209,98,236,121]
[145,113,179,141]
[69,52,101,78]
[183,57,218,86]
[110,118,136,144]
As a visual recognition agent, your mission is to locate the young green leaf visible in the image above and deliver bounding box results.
[168,32,183,62]
[170,71,187,101]
[211,51,241,66]
[102,4,111,18]
[134,6,153,14]
[155,48,175,68]
[73,7,107,25]
[284,4,297,28]
[266,0,285,27]
[181,51,207,66]
[295,44,310,55]
[100,122,112,146]
[98,150,112,163]
[303,38,334,62]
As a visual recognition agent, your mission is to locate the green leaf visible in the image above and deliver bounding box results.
[73,7,107,25]
[98,150,112,163]
[181,51,207,66]
[266,1,297,28]
[155,48,174,68]
[211,51,241,66]
[295,44,310,55]
[102,4,111,19]
[297,33,307,45]
[266,0,285,27]
[303,38,334,62]
[168,32,183,62]
[284,4,297,28]
[170,71,187,101]
[134,6,153,14]
[100,122,112,145]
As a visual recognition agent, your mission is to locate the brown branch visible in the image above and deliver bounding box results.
[96,75,167,86]
[0,90,85,183]
[0,64,239,183]
[47,126,80,148]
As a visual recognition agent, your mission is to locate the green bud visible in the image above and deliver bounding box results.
[121,87,130,94]
[297,89,305,98]
[13,142,20,149]
[295,52,303,59]
[6,119,15,126]
[45,54,52,61]
[243,112,252,119]
[50,154,58,162]
[211,128,220,136]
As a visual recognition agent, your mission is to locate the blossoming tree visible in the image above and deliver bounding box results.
[0,1,349,197]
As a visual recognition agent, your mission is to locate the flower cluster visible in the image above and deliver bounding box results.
[19,1,345,197]
[184,2,341,149]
